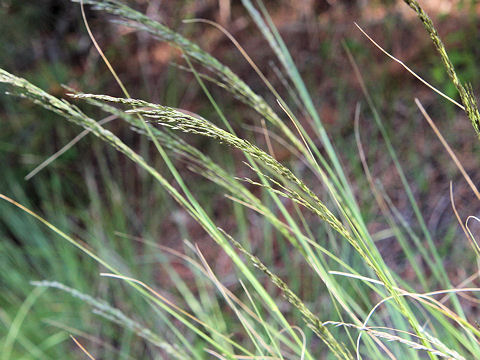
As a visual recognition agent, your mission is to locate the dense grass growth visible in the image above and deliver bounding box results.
[1,0,480,359]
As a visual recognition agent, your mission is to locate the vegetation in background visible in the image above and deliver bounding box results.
[1,0,480,359]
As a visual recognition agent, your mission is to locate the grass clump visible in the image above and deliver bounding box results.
[1,1,480,359]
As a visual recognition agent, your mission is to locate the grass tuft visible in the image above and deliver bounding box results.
[1,1,480,359]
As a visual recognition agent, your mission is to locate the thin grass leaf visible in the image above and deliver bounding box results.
[402,0,480,136]
[30,281,185,357]
[219,230,353,360]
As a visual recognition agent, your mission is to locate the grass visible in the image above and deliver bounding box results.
[1,0,480,359]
